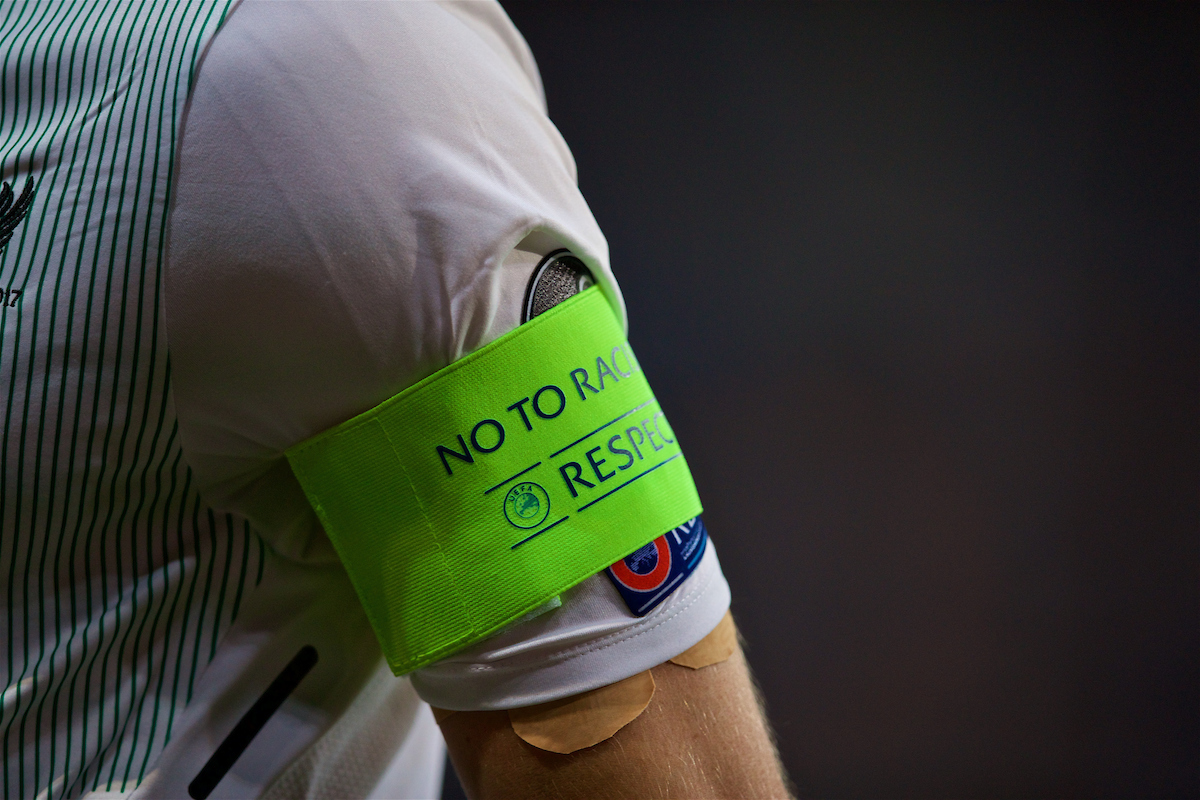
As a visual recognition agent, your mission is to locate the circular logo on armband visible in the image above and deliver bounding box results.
[609,536,672,593]
[504,482,550,529]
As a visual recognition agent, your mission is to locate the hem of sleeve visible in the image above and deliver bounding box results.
[410,542,732,711]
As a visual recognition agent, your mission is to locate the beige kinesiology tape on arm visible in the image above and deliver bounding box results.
[286,288,703,674]
[432,612,738,754]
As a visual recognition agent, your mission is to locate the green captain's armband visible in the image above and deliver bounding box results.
[286,287,702,675]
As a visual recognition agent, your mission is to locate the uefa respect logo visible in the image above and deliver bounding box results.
[503,481,550,529]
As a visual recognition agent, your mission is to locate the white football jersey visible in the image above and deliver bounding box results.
[2,3,730,798]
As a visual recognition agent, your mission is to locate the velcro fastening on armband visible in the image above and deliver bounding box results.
[285,288,703,675]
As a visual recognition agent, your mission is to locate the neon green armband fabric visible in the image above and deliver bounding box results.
[286,287,702,675]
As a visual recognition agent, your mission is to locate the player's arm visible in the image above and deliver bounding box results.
[440,637,791,800]
[164,7,786,798]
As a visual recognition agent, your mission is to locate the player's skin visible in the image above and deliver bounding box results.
[439,633,793,799]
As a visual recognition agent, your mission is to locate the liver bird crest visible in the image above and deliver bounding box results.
[0,176,35,251]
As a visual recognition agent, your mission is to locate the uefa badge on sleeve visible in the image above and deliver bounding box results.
[606,516,708,616]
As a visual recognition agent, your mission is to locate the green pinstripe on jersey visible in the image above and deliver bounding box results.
[0,3,265,798]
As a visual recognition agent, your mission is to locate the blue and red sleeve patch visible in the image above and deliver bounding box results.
[605,516,708,616]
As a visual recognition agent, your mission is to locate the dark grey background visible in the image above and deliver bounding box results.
[447,3,1199,797]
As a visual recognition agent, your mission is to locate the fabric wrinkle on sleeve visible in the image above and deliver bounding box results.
[411,539,731,712]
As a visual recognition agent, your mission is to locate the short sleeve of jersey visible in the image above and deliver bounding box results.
[167,0,729,710]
